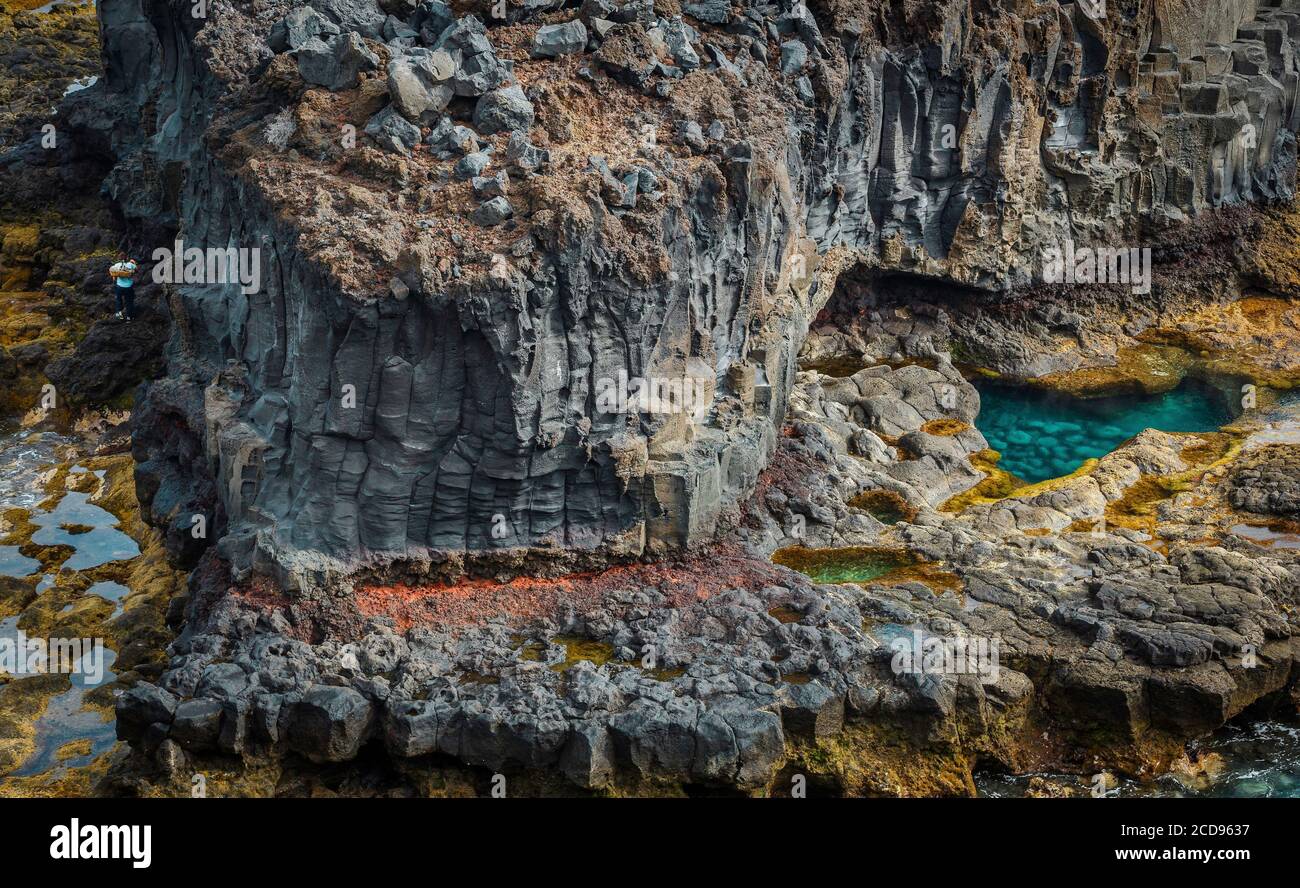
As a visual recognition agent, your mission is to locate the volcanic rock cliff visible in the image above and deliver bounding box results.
[75,0,1300,594]
[56,0,1300,798]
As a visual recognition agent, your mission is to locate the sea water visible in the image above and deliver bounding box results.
[972,379,1233,483]
[976,717,1300,797]
[0,424,128,779]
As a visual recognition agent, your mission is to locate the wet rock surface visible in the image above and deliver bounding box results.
[0,422,189,796]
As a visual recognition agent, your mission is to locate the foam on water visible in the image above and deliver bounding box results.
[977,717,1300,797]
[0,424,73,510]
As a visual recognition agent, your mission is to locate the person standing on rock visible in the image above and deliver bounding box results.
[108,251,137,321]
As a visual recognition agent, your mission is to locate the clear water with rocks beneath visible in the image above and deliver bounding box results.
[972,379,1234,483]
[977,717,1300,798]
[0,425,127,779]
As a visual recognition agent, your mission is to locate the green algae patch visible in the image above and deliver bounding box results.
[549,635,616,672]
[1101,476,1175,537]
[942,447,1107,515]
[1083,432,1245,542]
[848,488,917,525]
[877,561,964,594]
[767,604,803,624]
[1010,458,1100,499]
[54,738,92,762]
[940,449,1024,513]
[641,664,686,682]
[780,725,980,798]
[773,545,916,585]
[512,632,616,672]
[1180,432,1237,467]
[773,545,958,594]
[0,673,68,775]
[517,639,546,662]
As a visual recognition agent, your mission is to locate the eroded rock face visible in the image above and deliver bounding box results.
[91,1,1299,594]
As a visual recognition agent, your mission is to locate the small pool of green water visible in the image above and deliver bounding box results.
[973,379,1233,483]
[771,546,915,585]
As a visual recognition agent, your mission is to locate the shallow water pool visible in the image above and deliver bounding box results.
[972,379,1233,483]
[28,490,139,571]
[977,717,1300,798]
[771,546,915,585]
[0,615,118,778]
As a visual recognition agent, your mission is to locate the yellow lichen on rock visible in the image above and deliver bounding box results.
[1033,343,1194,399]
[940,449,1024,512]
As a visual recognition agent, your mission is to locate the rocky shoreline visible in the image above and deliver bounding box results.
[0,0,1299,796]
[105,283,1300,796]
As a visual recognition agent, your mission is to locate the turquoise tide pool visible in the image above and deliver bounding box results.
[972,379,1233,483]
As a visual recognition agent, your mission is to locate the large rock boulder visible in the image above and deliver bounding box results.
[386,47,455,121]
[268,6,340,53]
[533,20,588,58]
[297,32,379,91]
[472,83,534,135]
[285,686,375,763]
[365,105,422,154]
